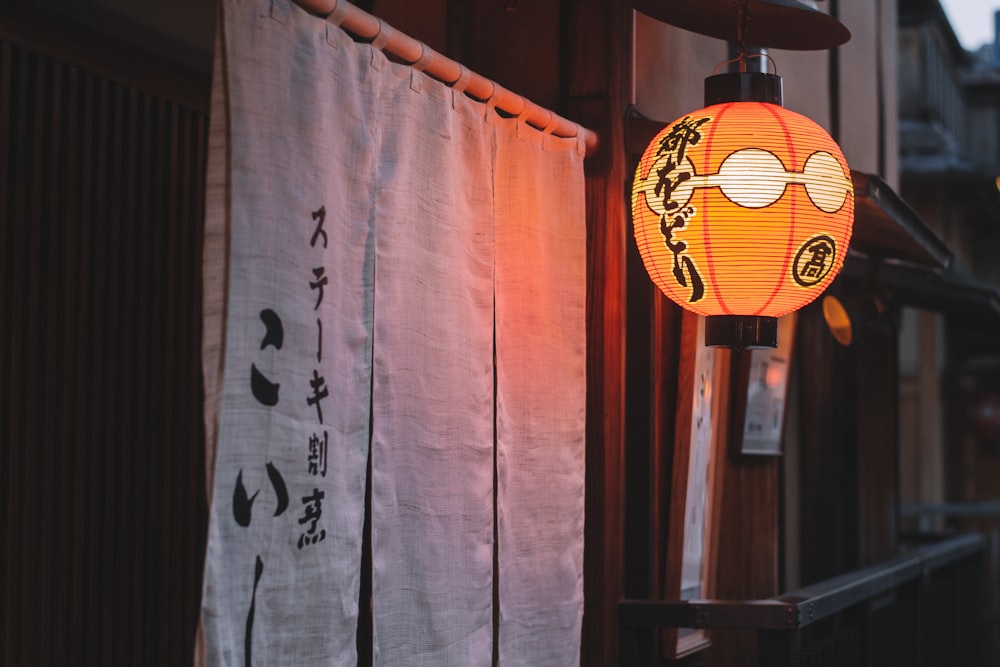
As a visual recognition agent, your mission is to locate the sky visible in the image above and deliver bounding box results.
[939,0,999,50]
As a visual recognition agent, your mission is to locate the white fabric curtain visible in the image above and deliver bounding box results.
[494,121,586,666]
[201,1,376,663]
[369,43,496,666]
[200,1,586,665]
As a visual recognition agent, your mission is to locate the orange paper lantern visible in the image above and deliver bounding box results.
[631,73,853,348]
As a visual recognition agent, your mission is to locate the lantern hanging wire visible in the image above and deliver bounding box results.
[710,0,779,76]
[736,0,750,70]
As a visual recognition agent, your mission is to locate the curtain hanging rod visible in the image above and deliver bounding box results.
[291,0,599,155]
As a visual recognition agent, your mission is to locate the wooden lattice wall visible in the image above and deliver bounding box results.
[0,25,209,665]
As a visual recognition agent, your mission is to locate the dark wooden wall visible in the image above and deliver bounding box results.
[0,13,209,665]
[794,298,899,586]
[566,3,630,666]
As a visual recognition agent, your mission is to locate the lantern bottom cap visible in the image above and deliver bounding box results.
[705,315,778,349]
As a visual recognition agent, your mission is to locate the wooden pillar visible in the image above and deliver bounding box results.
[707,350,782,667]
[564,1,630,664]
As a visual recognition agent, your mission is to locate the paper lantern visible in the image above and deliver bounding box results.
[631,72,854,348]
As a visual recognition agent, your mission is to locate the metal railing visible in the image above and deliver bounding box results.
[619,533,985,666]
[903,502,1000,666]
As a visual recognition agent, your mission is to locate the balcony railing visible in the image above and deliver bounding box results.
[619,533,985,666]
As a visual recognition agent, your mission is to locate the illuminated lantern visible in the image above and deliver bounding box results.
[631,72,854,348]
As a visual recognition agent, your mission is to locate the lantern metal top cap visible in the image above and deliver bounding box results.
[633,0,851,51]
[704,72,783,105]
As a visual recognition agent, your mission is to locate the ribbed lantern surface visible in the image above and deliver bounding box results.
[631,101,853,319]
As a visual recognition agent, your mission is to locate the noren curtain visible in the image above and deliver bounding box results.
[200,1,586,664]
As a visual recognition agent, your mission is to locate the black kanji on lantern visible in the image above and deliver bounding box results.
[659,207,705,303]
[792,234,837,287]
[650,116,711,304]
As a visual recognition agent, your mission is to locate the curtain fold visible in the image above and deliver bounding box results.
[201,1,374,663]
[201,1,587,664]
[494,121,587,667]
[369,49,496,667]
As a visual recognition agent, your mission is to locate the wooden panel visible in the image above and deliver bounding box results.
[708,347,781,666]
[647,296,682,614]
[856,323,898,564]
[448,0,561,111]
[623,241,656,602]
[898,377,921,503]
[619,239,683,663]
[916,311,946,508]
[782,346,803,590]
[0,5,210,113]
[373,0,449,55]
[795,303,861,584]
[0,35,208,665]
[562,1,630,664]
